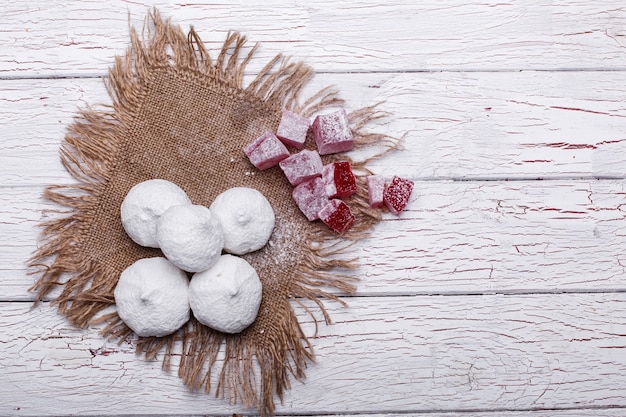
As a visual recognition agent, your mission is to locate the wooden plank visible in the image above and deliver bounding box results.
[3,71,626,187]
[274,412,626,417]
[284,413,626,417]
[2,293,626,415]
[5,179,626,301]
[2,0,626,76]
[282,413,626,417]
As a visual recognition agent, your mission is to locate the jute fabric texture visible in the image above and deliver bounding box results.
[29,10,396,415]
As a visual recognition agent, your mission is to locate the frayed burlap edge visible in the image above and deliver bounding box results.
[28,8,399,416]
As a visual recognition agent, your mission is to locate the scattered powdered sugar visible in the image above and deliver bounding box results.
[245,215,300,272]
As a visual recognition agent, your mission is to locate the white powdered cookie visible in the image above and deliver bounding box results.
[156,204,224,273]
[114,257,190,337]
[209,187,275,255]
[121,179,192,248]
[189,254,262,334]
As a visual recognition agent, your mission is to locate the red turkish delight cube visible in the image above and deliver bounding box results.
[276,110,310,149]
[312,109,354,155]
[383,176,414,215]
[279,149,323,186]
[322,161,357,198]
[292,177,329,221]
[243,130,290,170]
[318,199,355,234]
[366,175,386,209]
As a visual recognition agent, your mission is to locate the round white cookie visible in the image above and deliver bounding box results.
[121,179,192,248]
[114,257,190,337]
[189,254,263,334]
[209,187,275,255]
[156,204,224,273]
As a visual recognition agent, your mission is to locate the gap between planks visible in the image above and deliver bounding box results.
[4,68,626,81]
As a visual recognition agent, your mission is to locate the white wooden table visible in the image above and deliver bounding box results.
[2,1,626,416]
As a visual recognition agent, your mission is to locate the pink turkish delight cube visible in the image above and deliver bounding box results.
[279,149,323,186]
[292,177,329,221]
[276,110,310,149]
[318,199,355,234]
[243,130,290,170]
[322,161,357,198]
[366,175,386,209]
[383,176,414,215]
[312,109,354,155]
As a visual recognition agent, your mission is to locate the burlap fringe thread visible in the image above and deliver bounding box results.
[28,9,398,416]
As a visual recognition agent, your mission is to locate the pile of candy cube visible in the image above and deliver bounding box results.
[244,109,413,234]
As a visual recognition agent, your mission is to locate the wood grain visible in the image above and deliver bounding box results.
[2,0,626,76]
[6,179,626,300]
[1,294,625,415]
[3,70,626,187]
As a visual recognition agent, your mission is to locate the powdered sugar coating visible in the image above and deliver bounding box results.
[209,187,275,255]
[189,254,262,334]
[156,204,224,272]
[279,149,323,186]
[114,257,190,337]
[243,130,290,170]
[318,199,355,234]
[292,177,329,221]
[366,175,386,209]
[322,161,357,198]
[276,110,310,149]
[120,179,192,248]
[383,176,414,215]
[312,109,354,155]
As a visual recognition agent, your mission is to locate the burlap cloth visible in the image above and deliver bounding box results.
[29,10,396,416]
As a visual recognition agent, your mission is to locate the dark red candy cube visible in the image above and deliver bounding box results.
[318,199,355,234]
[366,175,386,209]
[383,176,414,215]
[279,149,323,186]
[312,109,354,155]
[322,161,357,198]
[276,110,310,149]
[243,130,290,170]
[292,177,329,221]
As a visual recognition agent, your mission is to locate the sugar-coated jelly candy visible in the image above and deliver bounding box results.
[243,130,290,170]
[366,175,386,209]
[383,176,414,215]
[292,177,329,221]
[276,110,310,149]
[322,161,357,198]
[312,109,354,155]
[318,199,355,234]
[279,149,323,186]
